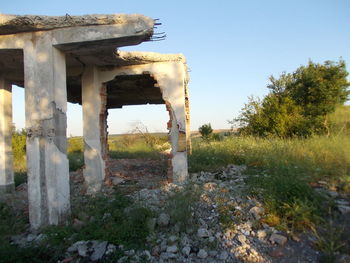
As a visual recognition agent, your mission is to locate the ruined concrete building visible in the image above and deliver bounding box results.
[0,14,190,229]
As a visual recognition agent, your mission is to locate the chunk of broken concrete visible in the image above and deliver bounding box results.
[249,206,265,220]
[269,233,287,246]
[157,213,170,227]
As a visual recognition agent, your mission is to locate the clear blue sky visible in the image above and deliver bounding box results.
[2,0,350,135]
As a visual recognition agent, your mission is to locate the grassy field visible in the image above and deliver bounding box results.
[4,106,349,262]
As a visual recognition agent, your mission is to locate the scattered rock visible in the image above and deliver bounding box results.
[157,213,170,227]
[168,235,178,243]
[269,233,288,246]
[90,241,108,261]
[160,252,177,259]
[257,230,267,240]
[208,250,218,257]
[327,191,339,198]
[111,176,125,185]
[249,206,265,220]
[338,205,350,214]
[237,234,247,244]
[105,244,116,255]
[197,249,208,259]
[166,245,178,253]
[197,228,210,238]
[151,246,160,256]
[270,247,284,258]
[77,242,88,257]
[124,249,135,256]
[182,246,191,257]
[218,250,229,260]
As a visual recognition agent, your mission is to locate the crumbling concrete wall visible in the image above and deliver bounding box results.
[99,60,190,183]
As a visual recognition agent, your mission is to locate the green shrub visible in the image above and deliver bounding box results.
[67,152,84,171]
[198,123,213,141]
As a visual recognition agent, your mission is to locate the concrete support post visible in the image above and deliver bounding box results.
[82,66,106,193]
[155,62,189,183]
[0,75,14,194]
[24,34,70,229]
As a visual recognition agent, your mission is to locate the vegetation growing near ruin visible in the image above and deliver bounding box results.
[165,184,202,231]
[198,123,213,141]
[232,60,350,138]
[0,192,155,262]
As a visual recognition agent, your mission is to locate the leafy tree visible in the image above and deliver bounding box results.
[199,123,213,141]
[12,128,26,161]
[232,59,350,137]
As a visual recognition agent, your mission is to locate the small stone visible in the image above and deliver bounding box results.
[181,235,190,246]
[197,228,210,238]
[182,246,191,257]
[26,234,37,242]
[218,251,229,261]
[106,244,116,255]
[327,191,339,198]
[124,249,135,256]
[208,250,218,257]
[338,205,350,214]
[269,233,287,246]
[168,235,178,243]
[337,199,349,205]
[191,246,199,254]
[157,213,170,227]
[90,241,108,261]
[151,246,160,256]
[160,252,177,259]
[112,176,125,185]
[67,241,84,253]
[257,230,267,240]
[140,250,152,260]
[249,206,265,220]
[166,245,178,253]
[197,249,208,259]
[270,247,284,258]
[77,242,88,257]
[237,234,247,244]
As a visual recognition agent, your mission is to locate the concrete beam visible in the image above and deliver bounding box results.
[82,66,106,193]
[0,75,14,194]
[24,34,70,229]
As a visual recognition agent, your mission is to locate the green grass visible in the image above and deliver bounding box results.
[45,192,155,249]
[0,192,155,262]
[165,184,201,231]
[189,135,350,189]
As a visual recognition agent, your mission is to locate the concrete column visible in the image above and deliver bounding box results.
[82,66,106,193]
[24,33,70,229]
[0,75,14,194]
[154,62,189,183]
